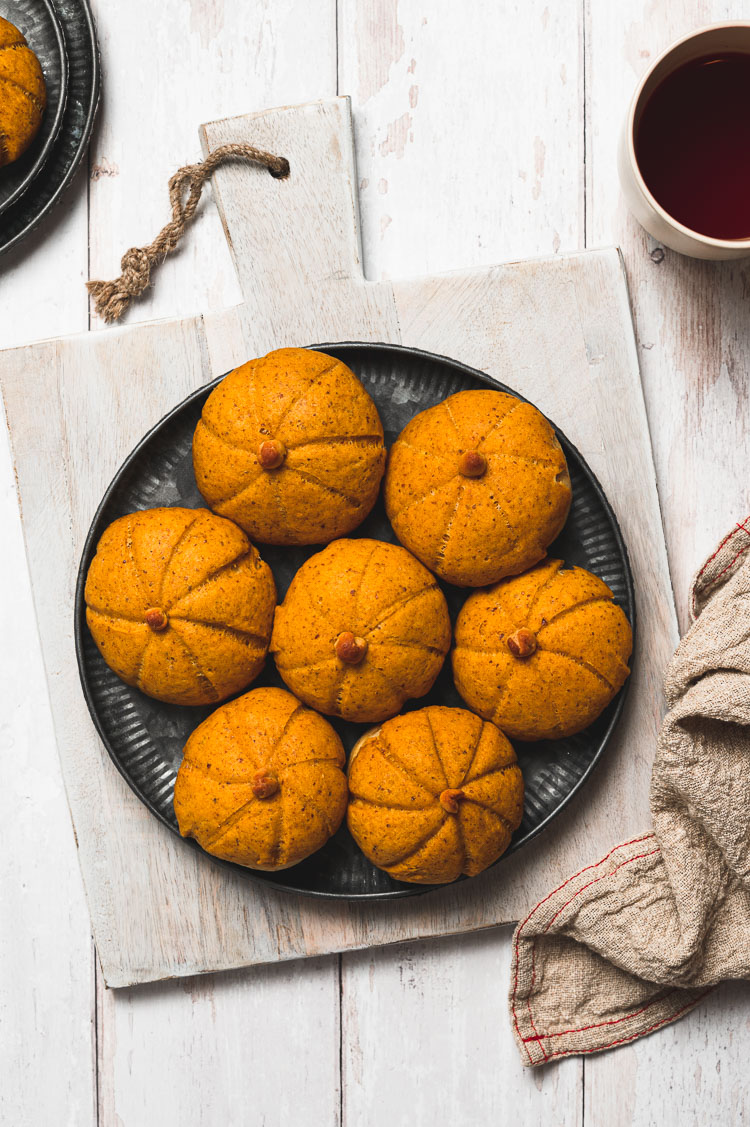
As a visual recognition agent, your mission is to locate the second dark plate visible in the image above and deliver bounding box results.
[0,0,68,216]
[0,0,98,254]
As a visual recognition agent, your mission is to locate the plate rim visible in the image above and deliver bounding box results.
[0,0,70,217]
[74,340,636,901]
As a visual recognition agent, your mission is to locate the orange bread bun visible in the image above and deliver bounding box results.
[0,17,46,167]
[174,687,347,870]
[85,507,276,706]
[347,706,524,884]
[193,348,386,546]
[452,559,633,740]
[384,389,572,586]
[271,538,451,723]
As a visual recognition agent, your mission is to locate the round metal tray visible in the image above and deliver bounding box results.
[75,342,635,900]
[0,0,69,217]
[0,0,99,256]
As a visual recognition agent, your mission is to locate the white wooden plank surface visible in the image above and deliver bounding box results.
[89,0,338,327]
[199,99,401,351]
[337,6,587,1119]
[88,0,343,1117]
[88,0,345,1109]
[342,928,582,1126]
[98,957,341,1127]
[0,400,97,1127]
[0,60,95,1127]
[0,166,89,348]
[338,0,583,279]
[583,1,750,1115]
[585,980,750,1126]
[1,0,749,1123]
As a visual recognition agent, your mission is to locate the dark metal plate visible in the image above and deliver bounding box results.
[0,0,99,255]
[0,0,69,216]
[75,343,635,900]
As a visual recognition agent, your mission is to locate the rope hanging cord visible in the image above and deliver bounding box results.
[86,143,290,323]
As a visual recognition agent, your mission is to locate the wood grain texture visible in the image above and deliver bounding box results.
[0,38,95,1125]
[338,0,583,279]
[0,395,97,1127]
[342,928,583,1126]
[86,8,344,1127]
[582,1,750,1112]
[2,1,747,1121]
[337,9,588,1123]
[88,0,338,328]
[98,957,340,1127]
[0,166,89,348]
[585,981,750,1125]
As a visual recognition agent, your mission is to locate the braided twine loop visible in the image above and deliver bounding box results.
[86,143,290,323]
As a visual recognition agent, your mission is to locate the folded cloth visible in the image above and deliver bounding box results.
[509,519,750,1065]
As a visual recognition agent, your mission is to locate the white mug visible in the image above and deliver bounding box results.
[618,23,750,260]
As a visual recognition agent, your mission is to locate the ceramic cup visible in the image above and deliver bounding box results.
[618,22,750,260]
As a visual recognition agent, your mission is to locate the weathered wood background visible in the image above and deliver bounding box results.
[2,1,750,1123]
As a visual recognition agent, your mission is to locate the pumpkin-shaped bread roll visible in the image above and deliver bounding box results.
[0,17,47,167]
[384,389,572,587]
[85,507,276,706]
[193,348,386,546]
[174,687,348,870]
[347,706,524,884]
[452,559,633,740]
[271,538,451,723]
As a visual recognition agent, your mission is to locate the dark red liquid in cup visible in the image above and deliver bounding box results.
[635,52,750,240]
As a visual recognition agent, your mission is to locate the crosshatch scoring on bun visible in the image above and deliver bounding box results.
[193,348,386,546]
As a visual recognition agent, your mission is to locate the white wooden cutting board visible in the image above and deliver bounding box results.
[0,97,676,988]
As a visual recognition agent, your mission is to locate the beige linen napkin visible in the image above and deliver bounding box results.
[509,519,750,1065]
